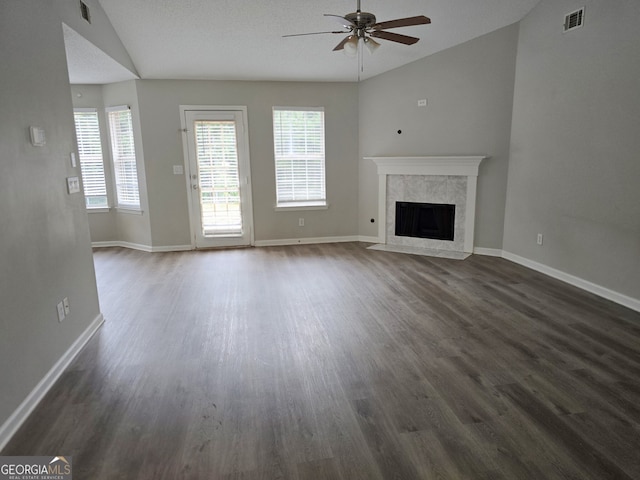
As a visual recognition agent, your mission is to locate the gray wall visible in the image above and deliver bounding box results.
[134,80,360,246]
[358,24,520,249]
[0,1,101,430]
[504,0,640,299]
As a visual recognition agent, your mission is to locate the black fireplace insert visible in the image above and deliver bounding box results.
[395,202,455,241]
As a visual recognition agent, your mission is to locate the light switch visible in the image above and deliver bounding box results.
[67,176,80,194]
[30,126,46,146]
[57,302,65,322]
[70,152,77,168]
[173,165,184,175]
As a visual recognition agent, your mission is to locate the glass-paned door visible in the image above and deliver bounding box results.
[184,110,253,248]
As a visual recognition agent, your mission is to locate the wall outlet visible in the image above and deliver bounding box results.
[63,297,70,315]
[298,218,304,227]
[417,99,427,107]
[537,233,544,245]
[56,301,65,322]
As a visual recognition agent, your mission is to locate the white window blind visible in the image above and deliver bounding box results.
[194,120,242,235]
[107,106,140,209]
[273,107,326,206]
[73,109,108,209]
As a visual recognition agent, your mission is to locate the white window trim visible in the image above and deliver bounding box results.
[272,106,327,209]
[273,202,329,211]
[87,207,111,214]
[106,105,142,212]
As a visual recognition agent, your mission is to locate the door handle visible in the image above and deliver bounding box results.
[192,184,199,190]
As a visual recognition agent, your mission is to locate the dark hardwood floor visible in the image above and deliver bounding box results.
[3,243,640,479]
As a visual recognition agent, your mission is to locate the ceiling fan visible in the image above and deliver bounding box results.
[283,0,431,56]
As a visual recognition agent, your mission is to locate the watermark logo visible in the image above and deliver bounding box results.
[0,456,72,480]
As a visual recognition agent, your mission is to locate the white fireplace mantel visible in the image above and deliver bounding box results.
[368,156,484,176]
[366,156,485,254]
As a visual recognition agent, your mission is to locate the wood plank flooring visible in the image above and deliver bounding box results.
[3,243,640,479]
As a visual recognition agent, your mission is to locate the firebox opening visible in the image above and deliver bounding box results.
[395,202,455,241]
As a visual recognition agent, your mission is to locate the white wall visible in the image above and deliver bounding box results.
[504,0,640,300]
[358,24,519,249]
[0,1,101,435]
[134,80,360,247]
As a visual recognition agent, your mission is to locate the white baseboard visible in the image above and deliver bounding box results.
[92,241,192,253]
[92,241,151,251]
[0,313,105,451]
[149,244,192,253]
[358,236,381,244]
[502,251,640,313]
[254,235,361,247]
[473,247,504,257]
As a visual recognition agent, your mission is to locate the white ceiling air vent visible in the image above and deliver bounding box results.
[563,7,585,32]
[80,1,91,24]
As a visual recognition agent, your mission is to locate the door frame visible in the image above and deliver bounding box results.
[179,105,254,249]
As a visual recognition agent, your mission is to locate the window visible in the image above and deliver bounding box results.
[73,109,108,209]
[107,106,140,209]
[272,107,326,208]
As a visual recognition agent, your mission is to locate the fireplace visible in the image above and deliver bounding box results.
[395,202,455,241]
[366,156,485,258]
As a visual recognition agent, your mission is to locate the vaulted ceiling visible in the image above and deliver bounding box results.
[71,0,540,83]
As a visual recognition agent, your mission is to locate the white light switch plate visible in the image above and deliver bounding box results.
[57,302,65,322]
[30,126,46,146]
[173,165,184,175]
[67,176,80,194]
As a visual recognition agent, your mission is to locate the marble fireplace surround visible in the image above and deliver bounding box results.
[366,156,485,258]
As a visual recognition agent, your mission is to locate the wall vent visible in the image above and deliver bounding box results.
[80,1,91,24]
[563,7,584,32]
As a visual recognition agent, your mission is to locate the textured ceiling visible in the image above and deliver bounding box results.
[86,0,540,83]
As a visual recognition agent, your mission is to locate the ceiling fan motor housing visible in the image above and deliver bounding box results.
[345,11,377,31]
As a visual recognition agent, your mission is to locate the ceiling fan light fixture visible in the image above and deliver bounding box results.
[343,35,359,57]
[364,36,380,54]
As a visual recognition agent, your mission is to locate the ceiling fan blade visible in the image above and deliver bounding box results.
[372,15,431,30]
[333,36,352,51]
[283,31,347,38]
[324,14,356,28]
[370,30,420,45]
